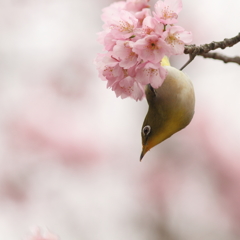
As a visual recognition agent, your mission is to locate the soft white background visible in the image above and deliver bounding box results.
[0,0,240,239]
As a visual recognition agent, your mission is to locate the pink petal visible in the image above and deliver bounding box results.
[125,0,150,12]
[112,76,145,101]
[135,8,151,28]
[133,35,169,63]
[112,41,138,68]
[136,62,167,88]
[164,0,182,14]
[154,0,182,24]
[178,31,193,43]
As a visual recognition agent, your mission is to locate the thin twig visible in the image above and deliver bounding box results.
[200,52,240,65]
[179,54,196,71]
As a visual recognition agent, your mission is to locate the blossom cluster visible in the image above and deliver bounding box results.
[95,0,192,101]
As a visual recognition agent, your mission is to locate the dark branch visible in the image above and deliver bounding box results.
[184,33,240,55]
[200,52,240,65]
[180,33,240,69]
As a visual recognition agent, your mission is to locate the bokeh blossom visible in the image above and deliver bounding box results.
[26,228,59,240]
[95,0,192,101]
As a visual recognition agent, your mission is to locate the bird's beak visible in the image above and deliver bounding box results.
[140,151,145,161]
[140,145,149,161]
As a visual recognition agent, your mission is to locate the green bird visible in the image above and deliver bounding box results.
[140,57,195,160]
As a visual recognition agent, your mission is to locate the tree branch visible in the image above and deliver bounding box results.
[180,33,240,70]
[200,52,240,65]
[184,33,240,55]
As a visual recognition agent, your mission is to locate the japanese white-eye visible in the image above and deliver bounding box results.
[140,57,195,160]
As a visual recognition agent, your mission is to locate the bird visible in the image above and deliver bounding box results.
[140,57,195,161]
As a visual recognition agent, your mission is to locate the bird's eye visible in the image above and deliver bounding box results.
[142,125,151,136]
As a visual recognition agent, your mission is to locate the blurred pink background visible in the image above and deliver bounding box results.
[1,0,240,239]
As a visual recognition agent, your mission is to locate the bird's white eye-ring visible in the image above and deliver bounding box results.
[142,125,151,136]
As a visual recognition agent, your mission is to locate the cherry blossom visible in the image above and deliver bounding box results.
[162,25,192,55]
[141,16,164,37]
[101,2,127,25]
[134,8,151,28]
[112,40,139,68]
[112,76,145,100]
[95,0,192,101]
[95,52,120,82]
[153,0,182,25]
[107,10,138,39]
[133,35,170,63]
[125,0,150,12]
[136,61,167,88]
[107,64,146,100]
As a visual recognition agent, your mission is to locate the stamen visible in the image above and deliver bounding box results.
[165,33,182,46]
